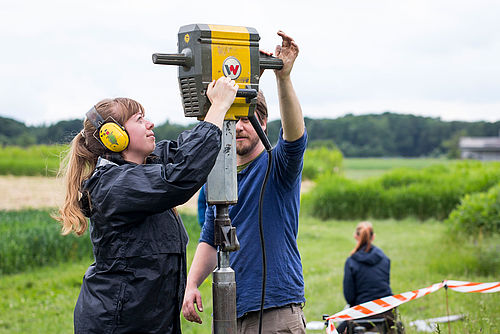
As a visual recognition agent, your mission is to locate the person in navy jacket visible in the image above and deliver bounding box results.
[339,221,396,333]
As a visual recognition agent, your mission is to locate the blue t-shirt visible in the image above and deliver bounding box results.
[197,184,207,228]
[200,128,308,318]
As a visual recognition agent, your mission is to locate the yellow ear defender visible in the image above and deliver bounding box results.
[85,106,129,152]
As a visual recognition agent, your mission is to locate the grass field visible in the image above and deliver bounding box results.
[343,158,452,179]
[0,145,67,177]
[0,213,498,333]
[1,157,498,333]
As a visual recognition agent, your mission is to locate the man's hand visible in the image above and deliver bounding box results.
[274,30,299,79]
[182,285,204,324]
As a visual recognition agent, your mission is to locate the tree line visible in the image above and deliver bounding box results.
[1,112,499,157]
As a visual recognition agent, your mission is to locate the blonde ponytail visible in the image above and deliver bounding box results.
[350,221,374,255]
[53,130,98,235]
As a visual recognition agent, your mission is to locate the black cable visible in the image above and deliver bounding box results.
[248,115,272,334]
[257,149,271,334]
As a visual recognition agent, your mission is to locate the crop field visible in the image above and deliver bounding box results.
[0,157,499,333]
[342,158,452,179]
[0,145,67,177]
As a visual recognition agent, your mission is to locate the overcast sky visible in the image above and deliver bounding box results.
[1,0,499,126]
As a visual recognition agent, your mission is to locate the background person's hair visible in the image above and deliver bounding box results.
[53,97,145,235]
[350,221,374,255]
[255,90,268,134]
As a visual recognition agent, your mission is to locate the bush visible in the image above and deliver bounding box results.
[0,210,201,276]
[302,175,382,220]
[302,147,343,180]
[427,233,500,277]
[0,209,92,275]
[0,145,68,176]
[303,161,500,221]
[447,183,500,238]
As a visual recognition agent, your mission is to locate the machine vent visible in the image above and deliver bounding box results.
[180,77,199,113]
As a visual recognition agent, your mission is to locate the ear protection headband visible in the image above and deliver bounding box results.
[86,106,129,152]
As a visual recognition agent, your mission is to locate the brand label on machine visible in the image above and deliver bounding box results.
[222,56,241,79]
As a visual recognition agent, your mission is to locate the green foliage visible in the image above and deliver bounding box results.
[0,209,93,275]
[0,116,36,146]
[307,139,338,149]
[344,157,447,171]
[303,146,343,180]
[298,113,500,157]
[153,121,193,141]
[446,183,500,238]
[0,116,82,146]
[428,234,500,277]
[44,119,83,144]
[0,210,203,276]
[303,161,500,221]
[442,129,467,159]
[0,144,68,176]
[3,113,500,158]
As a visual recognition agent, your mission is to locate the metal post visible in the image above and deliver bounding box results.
[213,245,237,333]
[207,120,239,334]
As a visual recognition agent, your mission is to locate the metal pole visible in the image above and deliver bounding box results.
[207,121,239,334]
[213,247,237,333]
[445,284,451,334]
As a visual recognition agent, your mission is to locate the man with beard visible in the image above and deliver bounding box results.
[182,30,307,333]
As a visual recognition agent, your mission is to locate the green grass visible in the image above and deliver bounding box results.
[0,145,68,176]
[343,158,453,179]
[1,212,498,333]
[0,209,93,275]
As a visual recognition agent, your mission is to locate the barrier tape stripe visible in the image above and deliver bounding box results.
[373,299,391,308]
[445,280,500,293]
[325,280,498,334]
[352,305,372,315]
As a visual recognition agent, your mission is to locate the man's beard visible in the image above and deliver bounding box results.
[236,135,260,156]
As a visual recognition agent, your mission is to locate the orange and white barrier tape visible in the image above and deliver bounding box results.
[325,280,500,334]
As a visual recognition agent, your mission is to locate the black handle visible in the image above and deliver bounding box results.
[236,89,258,99]
[152,53,188,65]
[259,55,283,70]
[152,48,193,67]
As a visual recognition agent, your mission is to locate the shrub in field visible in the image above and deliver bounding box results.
[0,145,68,176]
[302,146,343,180]
[446,183,500,238]
[301,175,381,220]
[0,209,92,275]
[427,233,500,278]
[0,210,201,276]
[382,182,462,220]
[303,161,500,221]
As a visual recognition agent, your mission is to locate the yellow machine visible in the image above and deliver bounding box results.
[153,24,282,120]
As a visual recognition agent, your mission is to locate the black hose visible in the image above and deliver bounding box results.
[257,149,271,334]
[248,115,272,334]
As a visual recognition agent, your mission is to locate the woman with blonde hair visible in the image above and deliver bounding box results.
[54,77,238,334]
[338,221,397,333]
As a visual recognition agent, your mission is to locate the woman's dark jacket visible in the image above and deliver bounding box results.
[343,245,392,307]
[74,122,221,334]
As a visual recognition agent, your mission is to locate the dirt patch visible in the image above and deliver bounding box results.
[0,176,314,213]
[0,176,65,210]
